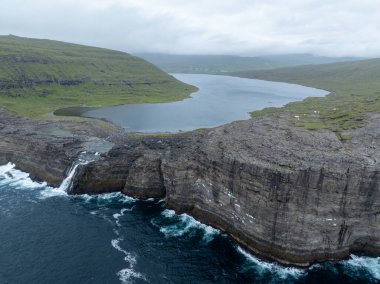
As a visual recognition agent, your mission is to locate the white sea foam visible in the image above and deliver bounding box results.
[0,162,47,189]
[78,192,136,204]
[113,213,122,220]
[343,254,380,280]
[0,162,69,200]
[161,209,176,218]
[38,187,68,199]
[1,160,84,199]
[111,238,146,283]
[0,162,16,175]
[113,208,129,227]
[0,163,138,203]
[110,208,146,282]
[202,225,221,243]
[156,198,166,205]
[156,209,220,242]
[117,268,146,284]
[237,246,305,280]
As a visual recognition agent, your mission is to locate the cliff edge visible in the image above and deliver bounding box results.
[72,115,380,266]
[1,108,379,266]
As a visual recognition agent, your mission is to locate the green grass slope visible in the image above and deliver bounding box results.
[230,59,380,136]
[0,35,196,117]
[137,53,361,74]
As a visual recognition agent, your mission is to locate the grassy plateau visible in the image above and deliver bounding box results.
[0,35,197,117]
[230,58,380,137]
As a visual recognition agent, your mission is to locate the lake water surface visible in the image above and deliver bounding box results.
[83,74,328,132]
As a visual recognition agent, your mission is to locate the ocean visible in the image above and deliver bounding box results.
[0,163,379,284]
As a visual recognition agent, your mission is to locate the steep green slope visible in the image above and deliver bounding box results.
[0,35,196,117]
[230,59,380,136]
[137,53,361,74]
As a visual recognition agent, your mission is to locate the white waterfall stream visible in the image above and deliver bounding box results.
[58,152,97,192]
[58,163,81,192]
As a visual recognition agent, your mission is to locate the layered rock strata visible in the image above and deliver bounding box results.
[73,116,380,266]
[1,108,379,266]
[0,109,114,185]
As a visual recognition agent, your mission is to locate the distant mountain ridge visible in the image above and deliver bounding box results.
[136,53,363,74]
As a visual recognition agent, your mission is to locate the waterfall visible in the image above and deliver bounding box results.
[58,151,98,192]
[58,163,81,192]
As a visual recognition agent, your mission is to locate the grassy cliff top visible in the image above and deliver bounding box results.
[230,59,380,137]
[0,35,196,117]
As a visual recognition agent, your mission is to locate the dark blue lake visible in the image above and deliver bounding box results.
[83,74,329,132]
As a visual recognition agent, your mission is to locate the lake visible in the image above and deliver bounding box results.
[82,74,329,132]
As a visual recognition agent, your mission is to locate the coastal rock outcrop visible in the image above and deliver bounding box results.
[0,108,114,186]
[1,107,379,267]
[72,116,380,266]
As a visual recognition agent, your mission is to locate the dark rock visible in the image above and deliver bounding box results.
[0,108,115,186]
[72,116,380,266]
[1,107,379,267]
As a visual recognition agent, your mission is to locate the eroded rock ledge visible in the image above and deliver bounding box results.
[1,108,379,267]
[0,109,115,184]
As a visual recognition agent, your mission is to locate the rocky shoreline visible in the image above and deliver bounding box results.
[1,108,379,267]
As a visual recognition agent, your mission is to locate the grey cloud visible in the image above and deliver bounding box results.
[0,0,379,57]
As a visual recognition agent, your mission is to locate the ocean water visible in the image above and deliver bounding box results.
[0,163,379,284]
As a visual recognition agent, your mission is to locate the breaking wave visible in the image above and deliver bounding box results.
[237,246,305,281]
[0,162,47,190]
[342,254,380,280]
[111,207,146,283]
[77,192,136,205]
[111,238,146,283]
[152,209,220,243]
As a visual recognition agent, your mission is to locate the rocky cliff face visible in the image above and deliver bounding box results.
[72,116,380,266]
[0,109,114,186]
[1,108,379,267]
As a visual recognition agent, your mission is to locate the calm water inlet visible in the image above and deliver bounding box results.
[83,74,329,132]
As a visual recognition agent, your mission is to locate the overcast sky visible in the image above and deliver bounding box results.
[1,0,379,57]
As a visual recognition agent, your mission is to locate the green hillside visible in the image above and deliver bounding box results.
[0,35,196,117]
[137,53,361,74]
[230,59,380,136]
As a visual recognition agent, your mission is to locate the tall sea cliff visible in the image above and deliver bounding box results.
[1,108,379,266]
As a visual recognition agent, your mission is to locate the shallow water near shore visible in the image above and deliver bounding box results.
[79,74,328,132]
[1,163,379,283]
